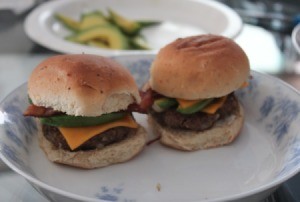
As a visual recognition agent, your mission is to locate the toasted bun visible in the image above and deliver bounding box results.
[28,54,140,116]
[150,35,250,99]
[38,124,147,169]
[149,103,244,151]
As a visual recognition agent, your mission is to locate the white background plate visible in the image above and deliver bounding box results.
[24,0,242,56]
[292,24,300,55]
[1,55,300,202]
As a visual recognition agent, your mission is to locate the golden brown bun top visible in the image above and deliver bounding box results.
[28,54,140,116]
[150,34,250,99]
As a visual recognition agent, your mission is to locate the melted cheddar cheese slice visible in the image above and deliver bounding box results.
[177,96,227,114]
[59,115,138,150]
[201,96,227,114]
[176,99,201,108]
[176,81,247,110]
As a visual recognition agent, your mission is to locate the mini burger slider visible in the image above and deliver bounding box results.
[24,54,147,169]
[146,34,250,151]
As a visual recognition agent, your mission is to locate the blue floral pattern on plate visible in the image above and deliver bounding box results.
[236,72,300,179]
[95,184,135,202]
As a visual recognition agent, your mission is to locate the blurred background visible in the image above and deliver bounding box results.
[220,0,300,82]
[1,0,300,74]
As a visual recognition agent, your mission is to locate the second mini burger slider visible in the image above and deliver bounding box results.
[24,54,147,169]
[147,34,250,151]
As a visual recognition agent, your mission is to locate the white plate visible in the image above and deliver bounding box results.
[1,55,300,202]
[24,0,242,56]
[292,24,300,54]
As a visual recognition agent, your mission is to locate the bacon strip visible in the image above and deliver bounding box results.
[128,89,156,114]
[23,104,61,117]
[24,89,158,117]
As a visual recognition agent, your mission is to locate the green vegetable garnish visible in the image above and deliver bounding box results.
[40,112,127,127]
[152,98,178,112]
[176,99,214,114]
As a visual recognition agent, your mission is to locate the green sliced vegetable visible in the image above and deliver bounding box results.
[152,98,177,112]
[56,9,156,50]
[55,14,81,31]
[28,97,33,104]
[79,11,109,30]
[176,99,214,114]
[40,112,127,127]
[130,35,150,50]
[108,8,141,35]
[137,20,161,28]
[87,39,109,49]
[66,25,129,50]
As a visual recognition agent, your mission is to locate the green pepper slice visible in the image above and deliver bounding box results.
[176,98,214,114]
[40,112,127,127]
[152,97,178,112]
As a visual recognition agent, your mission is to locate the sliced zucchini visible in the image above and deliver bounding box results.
[55,14,81,31]
[66,25,129,50]
[108,8,141,35]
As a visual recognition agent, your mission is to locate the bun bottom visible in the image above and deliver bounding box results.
[38,124,147,169]
[149,104,244,151]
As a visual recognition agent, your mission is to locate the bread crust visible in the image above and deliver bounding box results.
[149,103,244,151]
[28,54,140,116]
[150,35,250,99]
[38,124,147,169]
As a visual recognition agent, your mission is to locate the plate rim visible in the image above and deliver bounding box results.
[24,0,243,56]
[292,24,300,55]
[1,68,300,202]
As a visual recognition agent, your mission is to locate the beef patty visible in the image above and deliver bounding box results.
[150,93,239,131]
[43,125,134,151]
